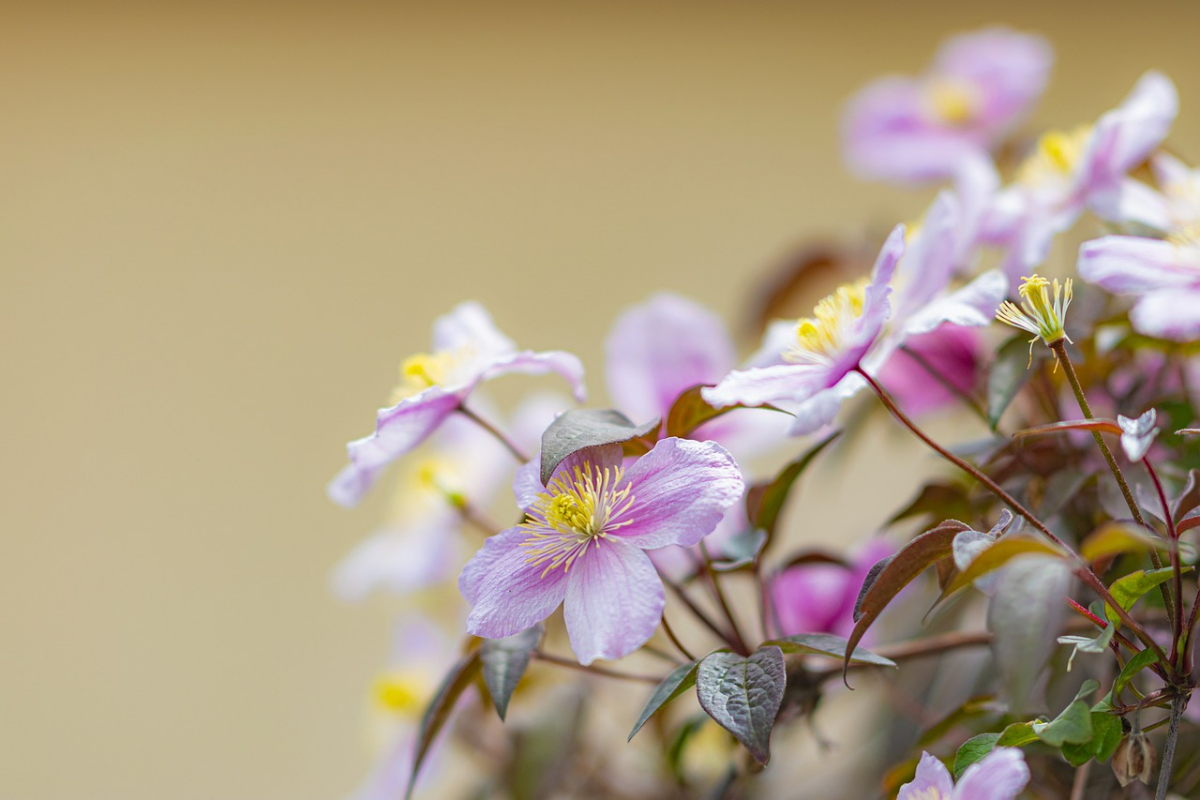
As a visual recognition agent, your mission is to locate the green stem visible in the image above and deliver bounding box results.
[1049,340,1176,629]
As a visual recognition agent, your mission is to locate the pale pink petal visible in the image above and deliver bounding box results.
[328,388,463,508]
[744,319,796,369]
[512,458,544,510]
[953,747,1031,800]
[461,528,570,639]
[898,752,955,800]
[331,518,459,600]
[614,438,744,550]
[858,225,905,342]
[702,363,829,408]
[563,540,664,664]
[1091,177,1173,230]
[903,270,1008,336]
[877,325,981,417]
[1130,289,1200,341]
[895,192,961,321]
[1078,235,1200,293]
[1081,71,1178,191]
[786,375,865,436]
[605,294,736,421]
[480,350,587,403]
[431,301,516,358]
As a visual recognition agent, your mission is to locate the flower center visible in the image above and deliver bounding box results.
[996,273,1073,358]
[782,280,868,365]
[1167,222,1200,251]
[906,789,950,800]
[373,670,431,718]
[390,350,460,403]
[1016,125,1092,186]
[925,77,978,126]
[521,464,635,577]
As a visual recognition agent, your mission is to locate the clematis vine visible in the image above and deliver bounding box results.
[459,438,743,665]
[328,302,586,507]
[898,749,1030,800]
[842,27,1051,184]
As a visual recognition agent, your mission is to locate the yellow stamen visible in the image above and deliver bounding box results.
[390,351,458,403]
[783,279,868,365]
[926,77,978,126]
[995,274,1073,365]
[520,464,636,577]
[1016,125,1092,186]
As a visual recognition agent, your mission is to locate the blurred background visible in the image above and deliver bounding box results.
[4,1,1200,797]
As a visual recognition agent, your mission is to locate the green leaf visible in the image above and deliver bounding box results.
[406,649,482,799]
[539,409,659,484]
[843,520,970,683]
[887,481,973,526]
[745,431,841,540]
[480,625,542,721]
[627,659,700,741]
[1032,684,1097,748]
[665,715,710,782]
[695,646,786,765]
[988,555,1072,715]
[987,333,1039,430]
[1058,625,1115,671]
[1112,647,1161,699]
[1106,567,1183,627]
[996,721,1039,747]
[953,733,1001,780]
[1080,523,1166,562]
[1092,711,1123,762]
[664,384,783,439]
[764,633,896,668]
[711,528,768,572]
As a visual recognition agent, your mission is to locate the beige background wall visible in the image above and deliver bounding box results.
[4,2,1199,798]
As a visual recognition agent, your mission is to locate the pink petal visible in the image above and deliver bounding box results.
[480,350,587,403]
[460,527,570,639]
[786,375,865,436]
[615,438,744,550]
[605,294,735,421]
[1078,235,1200,293]
[331,518,459,600]
[934,28,1052,134]
[902,270,1008,336]
[328,388,463,508]
[431,301,516,357]
[563,540,664,664]
[898,752,955,800]
[1130,289,1200,341]
[1082,71,1178,189]
[702,363,829,408]
[953,747,1030,800]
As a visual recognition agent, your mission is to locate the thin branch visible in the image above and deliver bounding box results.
[457,404,530,463]
[532,651,661,683]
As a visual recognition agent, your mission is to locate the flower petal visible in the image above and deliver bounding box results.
[898,752,955,799]
[1130,289,1200,341]
[461,527,569,639]
[331,518,459,600]
[615,438,744,550]
[328,388,463,508]
[563,540,664,664]
[953,747,1031,800]
[786,375,866,436]
[605,293,735,421]
[431,301,516,357]
[481,350,587,403]
[1082,71,1178,190]
[702,363,829,408]
[1078,235,1200,293]
[903,269,1009,336]
[933,28,1052,134]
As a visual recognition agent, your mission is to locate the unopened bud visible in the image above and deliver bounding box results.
[1112,731,1156,787]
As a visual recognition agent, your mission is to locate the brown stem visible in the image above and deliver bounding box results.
[1157,693,1185,800]
[699,540,750,656]
[660,612,696,662]
[457,404,530,463]
[532,650,661,683]
[661,575,740,651]
[897,343,988,422]
[1145,458,1185,666]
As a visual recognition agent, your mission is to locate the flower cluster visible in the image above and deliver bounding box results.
[326,26,1200,799]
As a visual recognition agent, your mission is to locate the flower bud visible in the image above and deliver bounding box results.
[1112,731,1156,787]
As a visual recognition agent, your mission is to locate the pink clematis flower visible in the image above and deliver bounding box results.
[1094,152,1200,233]
[1077,230,1200,341]
[842,27,1051,184]
[331,395,566,599]
[986,71,1178,277]
[703,215,1005,435]
[769,538,895,639]
[899,749,1030,800]
[877,325,984,417]
[459,438,744,665]
[328,302,586,508]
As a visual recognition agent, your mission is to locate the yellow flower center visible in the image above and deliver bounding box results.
[389,350,465,403]
[1016,125,1092,186]
[996,273,1073,361]
[926,77,978,126]
[373,670,431,718]
[1167,222,1200,251]
[906,789,950,800]
[783,280,868,365]
[521,464,635,577]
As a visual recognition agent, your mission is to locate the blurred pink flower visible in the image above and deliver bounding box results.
[768,537,894,639]
[899,749,1030,800]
